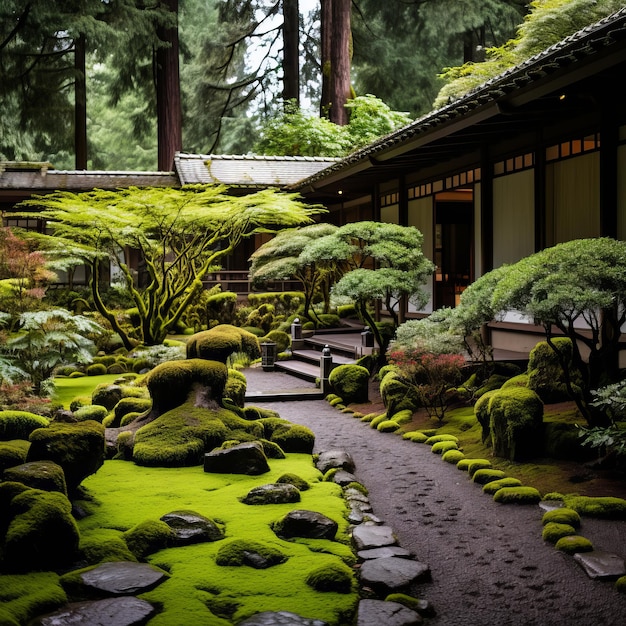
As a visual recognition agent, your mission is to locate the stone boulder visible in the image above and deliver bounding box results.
[359,557,431,595]
[78,561,169,595]
[30,597,156,626]
[204,441,270,475]
[160,510,224,545]
[241,483,301,505]
[273,509,338,540]
[3,460,67,495]
[352,524,397,550]
[315,449,356,474]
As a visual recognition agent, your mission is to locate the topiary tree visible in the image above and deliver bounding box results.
[328,364,370,404]
[12,186,324,348]
[185,324,260,364]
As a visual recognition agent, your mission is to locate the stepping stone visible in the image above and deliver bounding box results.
[332,469,359,486]
[539,500,564,512]
[352,524,396,550]
[573,551,626,579]
[80,561,168,595]
[357,546,414,560]
[356,599,422,626]
[316,450,356,473]
[30,597,156,626]
[238,611,329,625]
[359,557,431,594]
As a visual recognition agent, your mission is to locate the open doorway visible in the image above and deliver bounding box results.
[434,195,473,309]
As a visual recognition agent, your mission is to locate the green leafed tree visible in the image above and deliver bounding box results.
[248,222,339,321]
[12,186,324,348]
[300,221,435,353]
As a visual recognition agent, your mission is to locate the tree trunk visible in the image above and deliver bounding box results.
[74,34,87,170]
[282,0,299,106]
[320,0,332,117]
[156,0,182,172]
[329,0,351,126]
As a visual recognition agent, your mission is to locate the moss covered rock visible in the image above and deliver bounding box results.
[224,369,247,408]
[91,384,124,411]
[329,364,370,404]
[305,562,354,593]
[270,423,315,454]
[0,440,30,472]
[493,486,542,504]
[554,535,594,554]
[3,488,79,571]
[0,411,49,441]
[3,461,67,495]
[215,539,288,568]
[123,519,175,559]
[186,324,260,363]
[541,507,581,528]
[107,397,153,429]
[380,371,421,416]
[26,421,105,493]
[542,522,577,543]
[73,404,109,423]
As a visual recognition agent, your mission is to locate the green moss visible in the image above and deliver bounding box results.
[270,424,315,454]
[0,440,30,472]
[108,397,152,428]
[493,486,542,504]
[79,529,137,564]
[402,431,429,443]
[466,459,492,477]
[431,440,458,454]
[73,404,109,423]
[0,411,49,441]
[541,508,581,528]
[380,371,420,415]
[561,495,626,519]
[3,460,67,495]
[329,396,344,407]
[215,539,288,567]
[472,469,506,485]
[377,420,400,433]
[305,562,355,593]
[361,412,383,423]
[344,482,368,496]
[390,409,413,425]
[482,477,523,494]
[384,593,424,612]
[261,330,291,353]
[276,473,310,491]
[86,363,108,376]
[425,434,459,445]
[123,519,175,559]
[0,572,67,626]
[554,535,594,554]
[616,575,626,594]
[542,522,577,543]
[186,325,260,363]
[329,364,370,404]
[442,449,465,464]
[370,414,389,429]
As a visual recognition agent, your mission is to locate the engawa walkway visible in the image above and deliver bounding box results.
[243,366,626,626]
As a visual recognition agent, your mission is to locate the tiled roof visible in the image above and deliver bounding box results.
[174,153,341,187]
[0,162,178,191]
[292,7,626,190]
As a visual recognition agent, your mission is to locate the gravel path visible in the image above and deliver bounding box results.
[243,368,626,626]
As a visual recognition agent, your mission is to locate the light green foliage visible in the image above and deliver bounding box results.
[501,374,529,389]
[302,221,434,352]
[0,411,49,440]
[435,0,625,107]
[541,507,581,527]
[390,409,413,425]
[0,440,30,472]
[261,330,291,354]
[380,371,421,416]
[377,420,400,433]
[249,223,339,321]
[542,522,577,543]
[493,486,542,504]
[73,404,109,423]
[402,431,429,443]
[1,309,106,395]
[482,477,522,495]
[270,424,315,454]
[370,414,390,429]
[554,535,594,554]
[255,95,412,157]
[329,364,370,404]
[527,338,582,403]
[13,186,323,347]
[466,459,492,477]
[425,434,458,445]
[0,572,67,626]
[108,397,153,428]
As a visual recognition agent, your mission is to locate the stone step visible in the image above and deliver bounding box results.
[292,348,356,367]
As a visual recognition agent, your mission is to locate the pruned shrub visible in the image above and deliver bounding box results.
[73,405,109,423]
[0,411,49,441]
[431,440,458,454]
[472,469,506,484]
[377,420,400,433]
[86,363,107,376]
[206,291,238,326]
[186,325,260,363]
[442,449,465,464]
[329,364,370,404]
[270,424,315,454]
[380,371,421,416]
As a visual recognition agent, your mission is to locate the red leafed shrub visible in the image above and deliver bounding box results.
[388,349,466,422]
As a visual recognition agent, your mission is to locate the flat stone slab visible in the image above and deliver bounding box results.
[357,546,414,560]
[352,524,397,550]
[573,550,626,579]
[356,599,422,626]
[316,450,356,473]
[238,611,329,625]
[31,596,156,626]
[359,556,431,594]
[80,561,168,595]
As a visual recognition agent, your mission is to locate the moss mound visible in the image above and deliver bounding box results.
[472,469,506,485]
[554,535,594,554]
[186,324,260,363]
[442,449,465,464]
[493,486,542,504]
[482,477,523,494]
[541,507,581,528]
[0,440,30,472]
[123,519,175,559]
[0,411,49,441]
[431,440,459,455]
[215,539,288,567]
[402,431,429,444]
[377,420,401,433]
[329,364,370,404]
[542,522,577,543]
[561,495,626,519]
[305,562,355,593]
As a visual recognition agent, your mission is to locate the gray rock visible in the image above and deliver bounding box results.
[242,483,301,505]
[160,510,224,545]
[357,546,414,560]
[539,500,564,511]
[573,550,626,579]
[275,509,338,540]
[359,557,431,594]
[238,611,328,626]
[352,524,397,550]
[331,469,359,486]
[30,597,156,626]
[204,442,270,475]
[80,561,168,595]
[356,599,422,626]
[316,450,356,473]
